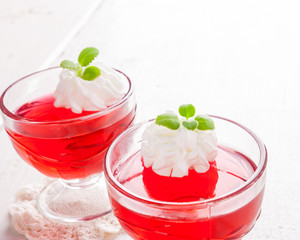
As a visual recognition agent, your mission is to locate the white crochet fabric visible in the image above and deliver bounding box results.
[9,180,122,240]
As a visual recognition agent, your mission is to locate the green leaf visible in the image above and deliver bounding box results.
[155,113,180,130]
[182,120,198,130]
[81,66,101,81]
[78,47,99,67]
[195,115,215,130]
[60,60,78,71]
[179,104,195,119]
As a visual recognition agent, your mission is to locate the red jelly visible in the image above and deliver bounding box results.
[7,94,136,179]
[112,147,261,240]
[142,160,219,201]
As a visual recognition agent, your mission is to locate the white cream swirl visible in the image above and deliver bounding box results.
[53,63,126,114]
[141,119,218,178]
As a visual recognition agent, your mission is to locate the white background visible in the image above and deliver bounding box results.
[0,0,300,239]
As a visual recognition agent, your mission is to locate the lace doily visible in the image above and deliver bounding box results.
[9,180,122,240]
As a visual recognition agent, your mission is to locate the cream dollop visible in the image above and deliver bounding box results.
[53,63,127,114]
[141,118,218,178]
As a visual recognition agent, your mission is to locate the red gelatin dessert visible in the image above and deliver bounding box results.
[142,160,219,201]
[105,104,267,240]
[7,94,135,179]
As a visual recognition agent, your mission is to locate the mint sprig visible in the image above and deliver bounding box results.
[78,47,99,67]
[182,120,198,130]
[195,115,215,130]
[82,66,101,81]
[60,47,101,81]
[155,104,215,131]
[155,112,180,130]
[60,60,79,71]
[179,104,195,120]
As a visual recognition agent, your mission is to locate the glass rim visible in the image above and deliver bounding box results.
[0,66,134,125]
[104,116,268,207]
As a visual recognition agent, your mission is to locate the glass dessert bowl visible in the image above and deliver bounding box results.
[0,48,136,222]
[104,107,267,240]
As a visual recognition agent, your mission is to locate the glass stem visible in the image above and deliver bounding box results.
[60,173,102,189]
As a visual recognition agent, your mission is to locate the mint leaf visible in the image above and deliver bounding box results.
[60,60,78,71]
[78,47,99,67]
[195,115,215,130]
[81,66,101,81]
[182,120,198,130]
[179,104,195,120]
[155,113,180,130]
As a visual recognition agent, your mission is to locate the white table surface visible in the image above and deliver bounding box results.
[1,0,300,239]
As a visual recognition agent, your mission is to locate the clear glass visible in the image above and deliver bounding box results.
[104,117,267,240]
[0,67,136,222]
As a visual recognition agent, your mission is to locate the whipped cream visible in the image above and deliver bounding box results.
[53,63,127,114]
[141,118,218,178]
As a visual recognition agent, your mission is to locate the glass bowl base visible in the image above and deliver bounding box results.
[37,174,111,223]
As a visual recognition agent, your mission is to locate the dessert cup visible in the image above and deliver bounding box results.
[0,67,136,222]
[104,117,267,240]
